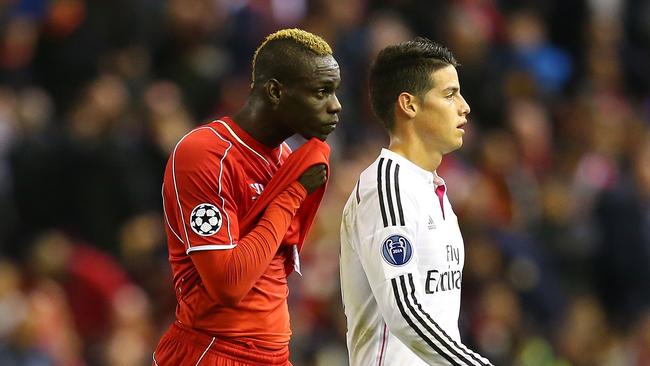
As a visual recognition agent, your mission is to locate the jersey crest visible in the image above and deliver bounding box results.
[189,203,223,236]
[250,182,265,200]
[381,234,413,266]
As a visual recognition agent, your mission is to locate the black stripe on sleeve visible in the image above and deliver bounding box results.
[391,278,459,366]
[406,274,491,366]
[398,275,478,366]
[394,163,405,226]
[377,158,388,227]
[355,179,361,204]
[385,159,397,226]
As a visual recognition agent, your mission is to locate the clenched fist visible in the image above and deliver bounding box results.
[298,164,328,194]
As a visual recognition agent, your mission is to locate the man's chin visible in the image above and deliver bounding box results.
[300,132,330,141]
[444,139,463,154]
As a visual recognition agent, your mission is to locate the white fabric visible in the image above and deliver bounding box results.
[340,149,493,366]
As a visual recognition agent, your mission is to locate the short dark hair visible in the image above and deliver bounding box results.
[369,37,458,131]
[252,28,332,87]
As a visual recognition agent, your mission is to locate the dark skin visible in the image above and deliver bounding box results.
[233,54,342,193]
[188,51,339,308]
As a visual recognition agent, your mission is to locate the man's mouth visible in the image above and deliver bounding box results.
[324,120,338,129]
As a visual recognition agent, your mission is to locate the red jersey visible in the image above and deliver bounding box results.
[161,117,294,348]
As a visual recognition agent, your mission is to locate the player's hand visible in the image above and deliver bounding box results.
[298,164,327,194]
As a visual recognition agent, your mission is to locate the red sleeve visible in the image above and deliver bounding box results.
[190,181,307,306]
[164,127,240,252]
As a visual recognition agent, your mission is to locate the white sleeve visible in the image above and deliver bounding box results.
[354,174,493,366]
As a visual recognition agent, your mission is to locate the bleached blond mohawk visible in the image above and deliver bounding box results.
[251,28,332,85]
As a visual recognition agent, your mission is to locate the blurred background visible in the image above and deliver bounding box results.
[0,0,649,365]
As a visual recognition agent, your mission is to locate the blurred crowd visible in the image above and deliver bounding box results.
[1,0,649,365]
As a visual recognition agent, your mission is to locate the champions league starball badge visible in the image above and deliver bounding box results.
[381,234,413,266]
[189,203,222,236]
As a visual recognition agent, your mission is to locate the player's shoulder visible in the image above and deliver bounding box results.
[173,122,235,159]
[357,152,419,202]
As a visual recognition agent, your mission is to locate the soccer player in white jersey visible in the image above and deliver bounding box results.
[340,38,494,366]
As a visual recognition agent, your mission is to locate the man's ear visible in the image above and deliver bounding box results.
[396,92,418,119]
[266,79,282,105]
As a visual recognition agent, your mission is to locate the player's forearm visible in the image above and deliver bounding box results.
[196,182,307,306]
[223,182,305,284]
[378,276,494,366]
[386,320,492,366]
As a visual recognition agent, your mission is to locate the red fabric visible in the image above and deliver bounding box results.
[163,118,291,252]
[241,138,330,253]
[160,117,321,349]
[153,322,292,366]
[190,182,305,305]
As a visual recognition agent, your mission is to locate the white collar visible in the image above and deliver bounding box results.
[379,148,446,187]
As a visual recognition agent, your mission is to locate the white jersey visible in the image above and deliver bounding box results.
[340,149,493,366]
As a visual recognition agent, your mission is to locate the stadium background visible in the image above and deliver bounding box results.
[1,0,649,365]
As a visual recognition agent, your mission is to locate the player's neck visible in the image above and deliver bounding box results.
[233,101,288,148]
[388,134,442,172]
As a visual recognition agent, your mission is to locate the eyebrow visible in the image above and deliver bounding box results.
[310,78,340,88]
[323,79,341,86]
[295,75,339,86]
[442,86,459,93]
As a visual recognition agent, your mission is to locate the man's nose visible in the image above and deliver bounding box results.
[329,94,342,113]
[459,94,470,116]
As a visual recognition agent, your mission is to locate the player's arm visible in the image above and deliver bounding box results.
[354,190,493,366]
[168,130,327,306]
[191,164,326,306]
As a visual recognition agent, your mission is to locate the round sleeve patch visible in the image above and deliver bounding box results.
[189,203,222,236]
[381,234,413,266]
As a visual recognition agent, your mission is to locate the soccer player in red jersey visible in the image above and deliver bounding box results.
[152,29,341,366]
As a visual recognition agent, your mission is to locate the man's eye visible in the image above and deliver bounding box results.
[316,89,328,98]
